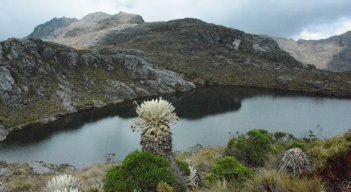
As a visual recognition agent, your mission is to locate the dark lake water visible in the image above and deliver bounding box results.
[1,86,351,167]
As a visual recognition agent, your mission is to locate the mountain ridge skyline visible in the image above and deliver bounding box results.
[1,0,351,41]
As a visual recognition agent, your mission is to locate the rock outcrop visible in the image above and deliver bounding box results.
[0,125,7,141]
[0,38,194,140]
[27,11,144,49]
[274,31,351,72]
[97,17,351,97]
[28,17,78,39]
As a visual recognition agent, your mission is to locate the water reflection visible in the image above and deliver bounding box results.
[2,101,136,144]
[3,86,255,144]
[1,86,351,167]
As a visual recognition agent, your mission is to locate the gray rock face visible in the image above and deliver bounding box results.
[106,79,137,99]
[113,54,156,80]
[276,75,292,87]
[0,67,15,91]
[56,82,77,112]
[92,100,106,108]
[100,11,144,25]
[81,12,112,22]
[232,39,241,50]
[112,54,195,91]
[156,69,195,92]
[306,80,324,89]
[0,124,8,141]
[28,17,78,39]
[0,44,3,59]
[0,38,195,137]
[0,168,10,176]
[26,11,145,49]
[29,161,56,174]
[67,52,78,67]
[274,31,351,72]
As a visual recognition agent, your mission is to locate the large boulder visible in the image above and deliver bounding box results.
[0,67,15,92]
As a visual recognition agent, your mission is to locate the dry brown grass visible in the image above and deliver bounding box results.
[74,163,115,192]
[177,146,225,178]
[201,180,240,192]
[243,169,325,192]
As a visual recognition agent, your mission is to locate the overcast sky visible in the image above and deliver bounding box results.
[1,0,351,41]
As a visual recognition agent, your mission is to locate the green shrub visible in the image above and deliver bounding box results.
[176,160,191,176]
[287,140,307,151]
[103,151,176,192]
[225,129,273,167]
[205,156,253,184]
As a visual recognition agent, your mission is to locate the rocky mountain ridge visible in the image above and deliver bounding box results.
[274,31,351,72]
[1,12,351,141]
[28,17,78,39]
[0,38,194,141]
[27,11,144,49]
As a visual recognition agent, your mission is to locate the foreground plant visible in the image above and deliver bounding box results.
[132,98,179,157]
[0,181,7,192]
[203,179,240,192]
[243,169,324,192]
[225,129,273,167]
[205,156,253,184]
[132,98,188,191]
[276,147,311,176]
[46,174,80,192]
[103,151,176,192]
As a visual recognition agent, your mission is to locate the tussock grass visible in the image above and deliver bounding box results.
[75,163,114,192]
[243,169,325,192]
[306,132,351,172]
[177,146,225,177]
[202,180,240,192]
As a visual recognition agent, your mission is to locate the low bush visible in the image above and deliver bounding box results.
[103,151,176,192]
[225,129,273,167]
[287,140,308,151]
[205,156,253,184]
[176,160,191,176]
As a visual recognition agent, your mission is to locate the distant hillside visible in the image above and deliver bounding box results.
[274,31,351,72]
[28,17,78,39]
[27,11,144,49]
[23,11,351,97]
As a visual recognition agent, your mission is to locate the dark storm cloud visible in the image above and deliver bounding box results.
[1,0,351,41]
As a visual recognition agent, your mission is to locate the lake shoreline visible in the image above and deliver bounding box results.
[2,84,351,143]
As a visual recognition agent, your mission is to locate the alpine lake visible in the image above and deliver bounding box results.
[1,86,351,168]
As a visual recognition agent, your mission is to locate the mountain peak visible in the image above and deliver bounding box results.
[274,30,351,72]
[28,17,78,39]
[108,11,144,24]
[80,12,112,22]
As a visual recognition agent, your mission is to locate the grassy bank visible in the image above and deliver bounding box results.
[1,129,350,192]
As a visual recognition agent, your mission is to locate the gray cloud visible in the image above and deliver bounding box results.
[1,0,351,41]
